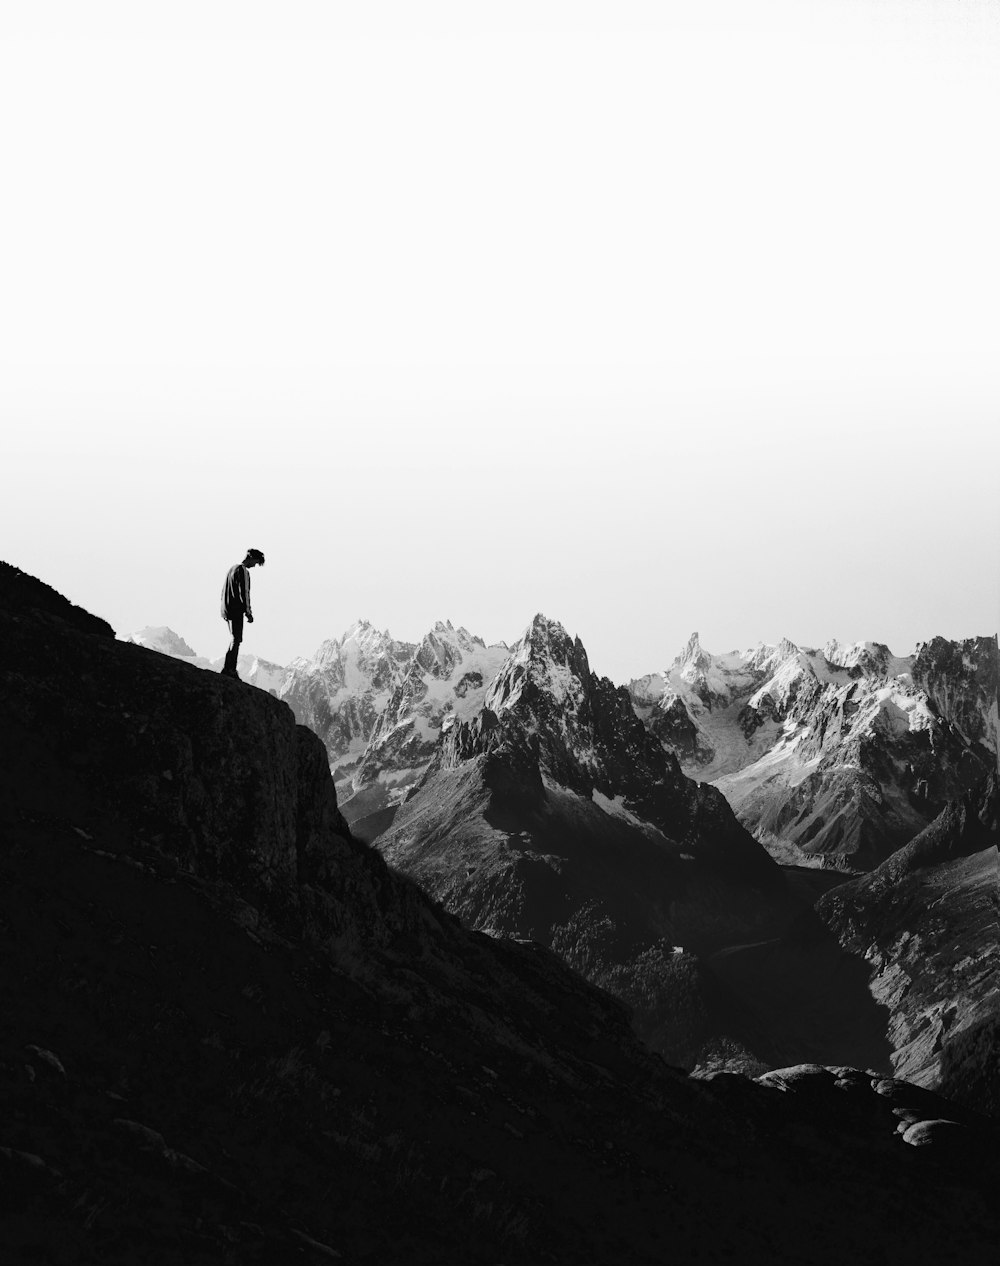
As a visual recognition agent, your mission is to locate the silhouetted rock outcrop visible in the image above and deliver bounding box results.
[0,560,115,639]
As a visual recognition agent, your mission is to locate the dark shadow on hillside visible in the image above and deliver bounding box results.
[707,904,895,1074]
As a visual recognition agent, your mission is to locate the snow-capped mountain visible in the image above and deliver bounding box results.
[126,626,286,694]
[129,626,203,660]
[378,614,800,1068]
[276,621,417,779]
[339,620,509,833]
[629,632,998,869]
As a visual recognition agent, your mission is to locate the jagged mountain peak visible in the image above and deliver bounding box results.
[279,622,419,775]
[486,614,591,716]
[419,618,486,654]
[674,630,711,671]
[413,620,488,678]
[743,638,801,674]
[775,635,801,660]
[627,627,997,870]
[823,638,896,674]
[305,619,413,671]
[128,626,200,659]
[521,611,576,648]
[340,621,513,827]
[913,633,999,760]
[338,618,396,652]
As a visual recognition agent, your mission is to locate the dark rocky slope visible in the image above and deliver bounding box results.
[2,567,998,1264]
[816,774,999,1098]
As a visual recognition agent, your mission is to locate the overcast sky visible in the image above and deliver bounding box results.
[2,0,998,683]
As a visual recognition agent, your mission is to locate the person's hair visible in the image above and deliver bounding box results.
[245,548,266,565]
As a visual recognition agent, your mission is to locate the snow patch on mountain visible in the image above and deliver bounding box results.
[591,788,647,829]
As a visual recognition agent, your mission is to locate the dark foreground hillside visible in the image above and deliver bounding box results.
[1,562,998,1265]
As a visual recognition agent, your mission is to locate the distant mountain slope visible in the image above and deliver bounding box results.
[129,626,201,659]
[339,620,509,836]
[816,774,999,1095]
[630,632,997,869]
[272,619,417,773]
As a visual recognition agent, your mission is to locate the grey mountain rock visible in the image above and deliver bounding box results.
[339,620,509,837]
[629,631,998,870]
[129,626,200,659]
[276,620,417,777]
[378,614,809,1068]
[816,774,999,1099]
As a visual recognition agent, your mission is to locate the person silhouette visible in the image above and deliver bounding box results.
[220,548,265,680]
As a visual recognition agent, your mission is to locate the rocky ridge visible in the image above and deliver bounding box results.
[629,631,998,869]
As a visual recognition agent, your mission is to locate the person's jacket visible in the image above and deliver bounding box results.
[221,563,252,620]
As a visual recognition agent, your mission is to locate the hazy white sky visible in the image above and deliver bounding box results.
[2,0,998,682]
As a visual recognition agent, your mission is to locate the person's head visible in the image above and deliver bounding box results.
[244,548,266,568]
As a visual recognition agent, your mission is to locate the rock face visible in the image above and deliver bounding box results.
[0,560,114,638]
[339,621,509,837]
[378,615,802,1068]
[2,563,998,1265]
[816,774,999,1098]
[277,620,417,782]
[629,631,998,870]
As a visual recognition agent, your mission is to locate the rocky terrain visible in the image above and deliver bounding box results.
[629,631,998,870]
[816,773,998,1101]
[337,621,510,839]
[376,615,876,1070]
[3,559,998,1264]
[274,620,418,785]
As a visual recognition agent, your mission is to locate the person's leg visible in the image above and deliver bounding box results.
[223,612,244,676]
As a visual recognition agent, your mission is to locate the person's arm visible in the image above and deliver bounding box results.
[243,566,253,622]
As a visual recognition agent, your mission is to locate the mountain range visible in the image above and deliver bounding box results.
[130,618,998,868]
[4,558,999,1264]
[629,631,997,870]
[126,609,997,1091]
